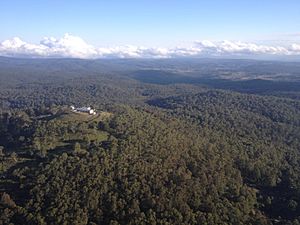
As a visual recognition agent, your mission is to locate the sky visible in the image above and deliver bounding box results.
[0,0,300,59]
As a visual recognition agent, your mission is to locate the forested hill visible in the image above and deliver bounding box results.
[1,57,300,224]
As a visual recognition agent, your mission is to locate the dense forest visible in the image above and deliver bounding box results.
[1,57,300,224]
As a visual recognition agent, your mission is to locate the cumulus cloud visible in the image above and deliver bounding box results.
[291,44,300,52]
[40,34,98,58]
[194,40,291,55]
[0,33,300,59]
[0,34,97,58]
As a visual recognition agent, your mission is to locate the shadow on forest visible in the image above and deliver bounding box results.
[131,70,300,94]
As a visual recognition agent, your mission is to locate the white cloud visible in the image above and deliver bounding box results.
[195,40,291,55]
[40,34,98,58]
[1,34,300,59]
[291,44,300,52]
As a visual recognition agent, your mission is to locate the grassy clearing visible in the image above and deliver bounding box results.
[49,109,113,123]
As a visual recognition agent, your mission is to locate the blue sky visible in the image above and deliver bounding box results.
[1,0,300,46]
[0,1,300,59]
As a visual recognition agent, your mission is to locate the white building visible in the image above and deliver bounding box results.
[71,106,96,115]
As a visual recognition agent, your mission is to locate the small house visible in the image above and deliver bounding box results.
[71,106,97,115]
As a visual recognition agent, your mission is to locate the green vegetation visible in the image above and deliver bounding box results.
[1,58,300,224]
